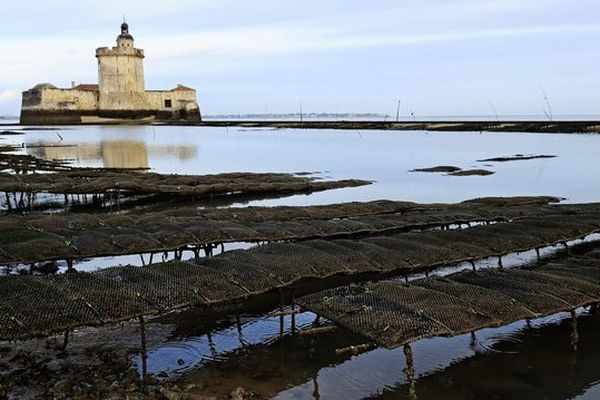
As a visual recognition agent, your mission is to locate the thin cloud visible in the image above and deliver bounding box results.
[144,23,600,58]
[1,21,598,87]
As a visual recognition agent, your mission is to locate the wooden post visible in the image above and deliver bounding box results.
[5,192,11,210]
[279,289,285,338]
[236,314,243,335]
[139,315,147,380]
[300,326,337,336]
[116,189,121,213]
[312,377,320,400]
[62,330,69,350]
[590,302,598,317]
[335,343,375,355]
[570,310,579,352]
[291,288,297,335]
[403,343,417,400]
[207,331,217,357]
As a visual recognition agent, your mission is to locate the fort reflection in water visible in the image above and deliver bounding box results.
[28,140,198,169]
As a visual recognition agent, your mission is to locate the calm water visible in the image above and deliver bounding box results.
[2,124,600,205]
[3,123,600,398]
[138,307,600,400]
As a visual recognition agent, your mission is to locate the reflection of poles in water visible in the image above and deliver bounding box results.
[313,314,321,326]
[279,289,285,338]
[291,288,297,335]
[569,310,579,372]
[138,315,147,380]
[236,311,246,347]
[570,310,579,353]
[207,331,217,358]
[469,331,477,351]
[403,343,417,400]
[312,377,320,400]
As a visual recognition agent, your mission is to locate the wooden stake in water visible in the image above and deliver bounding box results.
[570,310,578,352]
[139,315,148,380]
[403,343,417,400]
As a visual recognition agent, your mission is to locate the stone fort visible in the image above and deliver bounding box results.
[20,22,201,124]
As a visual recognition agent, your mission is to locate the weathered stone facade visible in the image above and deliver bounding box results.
[20,22,201,124]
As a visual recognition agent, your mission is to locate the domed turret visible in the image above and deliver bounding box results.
[118,21,133,40]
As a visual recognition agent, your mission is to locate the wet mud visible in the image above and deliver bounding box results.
[478,154,557,162]
[185,120,600,134]
[411,166,461,173]
[448,169,495,176]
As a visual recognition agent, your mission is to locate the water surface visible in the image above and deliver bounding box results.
[3,123,600,398]
[2,124,599,205]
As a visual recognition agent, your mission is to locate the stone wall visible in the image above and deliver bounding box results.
[22,88,98,111]
[97,38,146,110]
[145,89,200,120]
[20,86,201,124]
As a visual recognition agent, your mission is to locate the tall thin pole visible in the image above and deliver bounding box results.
[489,101,499,122]
[403,343,417,400]
[139,315,147,380]
[541,85,554,121]
[395,100,401,122]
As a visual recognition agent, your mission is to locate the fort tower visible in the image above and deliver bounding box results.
[96,22,147,110]
[20,21,201,124]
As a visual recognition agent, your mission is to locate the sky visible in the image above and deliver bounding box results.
[0,0,599,117]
